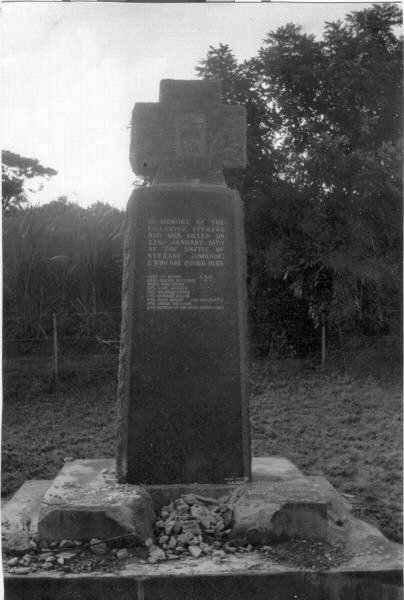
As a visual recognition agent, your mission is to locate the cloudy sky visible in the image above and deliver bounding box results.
[3,2,377,210]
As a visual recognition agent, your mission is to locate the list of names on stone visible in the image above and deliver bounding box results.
[146,274,223,311]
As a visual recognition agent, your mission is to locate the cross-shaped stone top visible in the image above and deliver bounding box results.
[130,79,246,185]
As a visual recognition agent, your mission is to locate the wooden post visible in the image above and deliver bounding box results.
[321,312,326,369]
[52,313,59,385]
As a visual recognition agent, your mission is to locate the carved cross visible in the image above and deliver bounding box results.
[130,79,246,185]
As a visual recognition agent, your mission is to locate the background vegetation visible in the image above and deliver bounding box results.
[3,4,402,359]
[196,2,402,352]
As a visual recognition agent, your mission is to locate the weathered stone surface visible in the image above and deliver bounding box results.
[251,456,308,483]
[3,550,403,600]
[2,480,52,552]
[118,79,250,485]
[230,479,329,544]
[306,475,404,565]
[116,184,250,485]
[130,79,246,185]
[307,475,352,510]
[306,474,353,536]
[37,459,155,544]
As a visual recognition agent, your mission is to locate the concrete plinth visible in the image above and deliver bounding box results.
[37,459,155,545]
[2,480,52,553]
[32,457,331,547]
[4,556,403,600]
[2,457,402,600]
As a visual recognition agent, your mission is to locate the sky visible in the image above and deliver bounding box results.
[3,2,379,211]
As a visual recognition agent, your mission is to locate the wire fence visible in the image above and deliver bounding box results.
[3,310,401,379]
[3,311,122,379]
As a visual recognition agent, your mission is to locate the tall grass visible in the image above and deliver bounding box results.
[3,199,124,341]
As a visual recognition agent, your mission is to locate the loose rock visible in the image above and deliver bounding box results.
[188,545,202,558]
[22,554,32,564]
[152,492,234,562]
[89,539,107,555]
[148,546,166,563]
[45,556,56,563]
[158,535,169,545]
[37,553,53,562]
[12,567,30,575]
[200,542,212,554]
[58,551,79,562]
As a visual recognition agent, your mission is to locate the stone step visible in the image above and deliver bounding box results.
[4,561,403,600]
[306,475,353,514]
[37,457,330,546]
[251,456,309,483]
[146,456,311,508]
[2,480,52,553]
[2,457,321,552]
[37,458,155,545]
[1,457,342,552]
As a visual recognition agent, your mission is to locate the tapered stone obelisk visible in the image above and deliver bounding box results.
[117,79,250,485]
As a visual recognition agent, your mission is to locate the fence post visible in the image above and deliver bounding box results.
[53,313,59,385]
[321,311,326,369]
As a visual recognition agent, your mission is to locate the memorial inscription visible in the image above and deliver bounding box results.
[147,217,224,268]
[117,79,250,485]
[146,215,225,311]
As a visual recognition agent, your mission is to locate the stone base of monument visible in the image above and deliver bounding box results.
[2,457,329,551]
[2,457,402,600]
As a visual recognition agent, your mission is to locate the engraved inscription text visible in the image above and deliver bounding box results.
[146,216,225,311]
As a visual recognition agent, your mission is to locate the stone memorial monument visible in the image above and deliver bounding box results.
[116,79,251,485]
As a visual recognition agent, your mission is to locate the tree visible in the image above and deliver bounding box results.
[196,44,280,194]
[2,150,57,213]
[196,4,402,352]
[258,3,402,335]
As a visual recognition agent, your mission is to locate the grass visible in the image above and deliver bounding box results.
[250,345,402,543]
[2,346,402,543]
[1,372,117,496]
